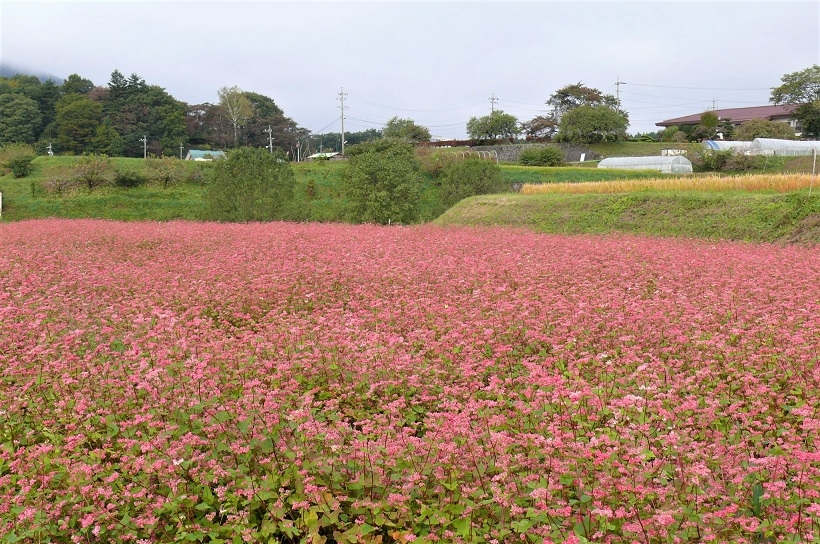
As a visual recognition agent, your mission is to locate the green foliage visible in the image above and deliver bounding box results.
[204,146,296,222]
[466,110,520,142]
[547,82,619,117]
[0,93,42,145]
[771,65,820,138]
[733,118,797,141]
[382,116,431,142]
[40,163,79,195]
[342,138,422,224]
[690,149,734,172]
[416,146,460,179]
[439,157,510,208]
[557,105,628,144]
[0,143,36,178]
[521,115,558,141]
[700,111,719,129]
[146,156,188,188]
[74,154,115,191]
[113,168,147,188]
[55,93,102,154]
[519,146,565,167]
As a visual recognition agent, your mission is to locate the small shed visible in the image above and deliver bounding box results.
[703,140,751,153]
[597,156,693,174]
[748,138,820,156]
[185,149,226,161]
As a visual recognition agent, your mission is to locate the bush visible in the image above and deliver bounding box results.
[74,154,115,192]
[343,138,422,225]
[439,157,510,208]
[41,164,78,196]
[691,149,734,172]
[146,156,188,188]
[0,143,36,178]
[416,146,460,179]
[114,169,148,188]
[519,146,565,167]
[203,147,296,222]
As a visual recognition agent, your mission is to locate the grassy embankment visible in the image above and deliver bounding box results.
[0,157,444,223]
[437,157,820,245]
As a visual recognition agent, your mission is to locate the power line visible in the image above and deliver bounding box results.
[625,82,771,91]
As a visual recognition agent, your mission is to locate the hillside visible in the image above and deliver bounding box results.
[435,191,820,246]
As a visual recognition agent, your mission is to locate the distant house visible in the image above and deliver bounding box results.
[185,149,226,161]
[657,105,800,133]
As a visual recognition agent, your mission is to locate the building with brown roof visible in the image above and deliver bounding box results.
[656,105,799,132]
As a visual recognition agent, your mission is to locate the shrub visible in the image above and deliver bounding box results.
[41,164,78,196]
[74,154,115,192]
[203,147,296,222]
[114,169,148,188]
[439,157,510,208]
[0,143,36,178]
[691,149,734,172]
[416,146,460,179]
[343,138,422,225]
[519,146,565,167]
[146,156,188,188]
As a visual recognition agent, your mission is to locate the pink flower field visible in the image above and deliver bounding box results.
[1,219,819,544]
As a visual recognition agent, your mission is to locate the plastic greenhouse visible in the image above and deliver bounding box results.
[748,138,820,156]
[597,156,693,174]
[703,140,751,153]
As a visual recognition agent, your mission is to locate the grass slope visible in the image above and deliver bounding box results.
[434,190,820,245]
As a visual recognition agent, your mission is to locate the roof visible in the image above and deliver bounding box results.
[186,149,226,160]
[307,152,340,159]
[656,105,797,127]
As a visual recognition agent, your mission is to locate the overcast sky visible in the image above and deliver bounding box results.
[1,0,818,139]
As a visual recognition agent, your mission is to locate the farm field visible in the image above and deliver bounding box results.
[2,219,820,543]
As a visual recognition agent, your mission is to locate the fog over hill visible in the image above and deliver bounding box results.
[0,63,64,84]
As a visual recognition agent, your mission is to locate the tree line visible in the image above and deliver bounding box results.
[0,70,310,158]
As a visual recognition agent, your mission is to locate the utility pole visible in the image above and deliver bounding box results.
[489,94,498,113]
[615,77,626,109]
[264,125,274,152]
[139,135,147,158]
[338,87,348,155]
[179,143,184,160]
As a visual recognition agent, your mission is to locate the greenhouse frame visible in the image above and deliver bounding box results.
[703,140,751,153]
[747,138,820,156]
[597,156,693,174]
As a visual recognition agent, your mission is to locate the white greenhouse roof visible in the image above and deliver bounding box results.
[703,140,751,152]
[598,156,693,173]
[748,138,820,156]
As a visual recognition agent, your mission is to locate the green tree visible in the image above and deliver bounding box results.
[204,147,296,222]
[659,125,683,142]
[0,94,42,145]
[771,65,820,139]
[92,122,124,156]
[382,116,431,142]
[547,82,619,117]
[55,94,102,153]
[556,105,628,143]
[343,138,422,225]
[217,86,253,147]
[439,157,510,208]
[733,118,796,141]
[466,110,520,142]
[521,115,558,141]
[61,74,95,96]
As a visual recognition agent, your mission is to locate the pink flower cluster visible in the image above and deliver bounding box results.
[1,219,819,543]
